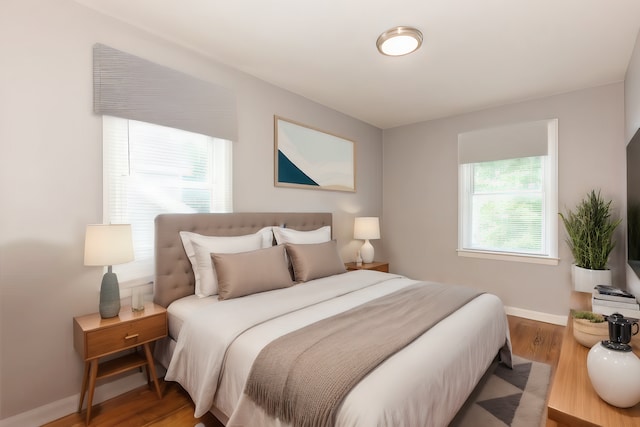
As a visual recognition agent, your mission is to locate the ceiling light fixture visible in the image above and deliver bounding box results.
[376,26,423,56]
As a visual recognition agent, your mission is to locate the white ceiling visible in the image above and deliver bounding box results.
[75,0,640,129]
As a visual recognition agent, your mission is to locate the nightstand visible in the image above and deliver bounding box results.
[73,302,167,425]
[344,261,389,273]
[547,292,640,425]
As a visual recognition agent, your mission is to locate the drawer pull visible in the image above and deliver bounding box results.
[124,334,139,340]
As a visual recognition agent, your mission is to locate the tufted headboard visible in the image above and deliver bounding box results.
[153,212,332,307]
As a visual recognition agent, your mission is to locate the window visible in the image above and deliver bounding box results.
[103,116,232,283]
[458,119,558,264]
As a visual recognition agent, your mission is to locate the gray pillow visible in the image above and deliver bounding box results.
[286,240,346,282]
[212,245,293,300]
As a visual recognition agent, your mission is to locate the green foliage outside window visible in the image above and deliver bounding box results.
[471,156,544,254]
[473,156,542,192]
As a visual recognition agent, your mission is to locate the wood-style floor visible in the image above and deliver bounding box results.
[44,315,564,427]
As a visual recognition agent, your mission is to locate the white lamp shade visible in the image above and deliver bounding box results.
[84,224,134,266]
[354,217,380,240]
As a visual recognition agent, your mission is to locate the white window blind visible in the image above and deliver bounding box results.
[104,116,232,283]
[458,119,558,261]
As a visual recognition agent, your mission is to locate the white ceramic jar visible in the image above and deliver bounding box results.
[587,342,640,408]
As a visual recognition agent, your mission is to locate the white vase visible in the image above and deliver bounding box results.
[360,239,375,263]
[572,265,612,293]
[587,342,640,408]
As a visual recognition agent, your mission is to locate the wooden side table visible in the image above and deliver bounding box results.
[547,300,640,426]
[345,261,389,273]
[73,302,167,425]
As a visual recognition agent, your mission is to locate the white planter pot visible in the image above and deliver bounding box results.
[572,265,612,293]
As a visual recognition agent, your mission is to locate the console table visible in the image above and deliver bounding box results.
[547,294,640,426]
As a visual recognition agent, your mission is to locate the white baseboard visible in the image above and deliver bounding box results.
[505,306,568,326]
[0,372,148,427]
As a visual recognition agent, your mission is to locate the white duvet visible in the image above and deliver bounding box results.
[164,270,510,427]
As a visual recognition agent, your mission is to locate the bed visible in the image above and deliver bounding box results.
[153,212,511,427]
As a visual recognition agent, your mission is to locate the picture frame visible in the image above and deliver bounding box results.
[274,116,356,192]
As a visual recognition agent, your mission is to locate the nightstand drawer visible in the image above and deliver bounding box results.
[85,315,166,359]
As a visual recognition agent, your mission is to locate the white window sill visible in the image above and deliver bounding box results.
[119,276,154,290]
[457,249,559,265]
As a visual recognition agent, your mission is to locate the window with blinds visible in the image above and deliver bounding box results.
[104,116,232,283]
[458,119,558,263]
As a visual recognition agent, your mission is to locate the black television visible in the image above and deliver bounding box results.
[627,128,640,279]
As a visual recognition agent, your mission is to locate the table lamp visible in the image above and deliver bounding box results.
[84,224,134,318]
[354,217,380,264]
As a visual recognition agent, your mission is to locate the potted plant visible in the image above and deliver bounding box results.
[571,310,608,347]
[559,190,622,292]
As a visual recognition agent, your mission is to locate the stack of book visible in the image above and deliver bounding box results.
[591,285,640,319]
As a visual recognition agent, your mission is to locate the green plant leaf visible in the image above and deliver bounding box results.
[559,190,621,270]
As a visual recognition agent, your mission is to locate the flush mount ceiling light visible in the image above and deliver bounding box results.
[376,26,423,56]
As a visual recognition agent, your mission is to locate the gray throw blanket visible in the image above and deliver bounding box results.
[244,281,482,427]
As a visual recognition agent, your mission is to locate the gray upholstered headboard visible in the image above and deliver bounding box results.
[153,212,332,307]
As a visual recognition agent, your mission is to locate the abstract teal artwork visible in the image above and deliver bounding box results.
[274,116,355,192]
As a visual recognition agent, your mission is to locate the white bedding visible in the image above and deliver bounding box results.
[165,294,220,339]
[164,270,510,427]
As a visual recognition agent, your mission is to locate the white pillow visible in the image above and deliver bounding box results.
[179,227,273,297]
[273,225,331,245]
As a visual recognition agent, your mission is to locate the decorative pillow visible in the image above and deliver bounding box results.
[285,240,346,282]
[213,245,293,300]
[273,225,331,245]
[179,227,273,297]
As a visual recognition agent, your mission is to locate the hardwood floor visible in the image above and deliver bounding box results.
[44,379,223,427]
[507,315,564,366]
[507,315,565,427]
[45,315,564,427]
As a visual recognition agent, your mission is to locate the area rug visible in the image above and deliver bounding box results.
[449,355,552,427]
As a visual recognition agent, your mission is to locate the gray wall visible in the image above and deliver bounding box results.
[625,29,640,296]
[383,83,626,316]
[0,0,382,419]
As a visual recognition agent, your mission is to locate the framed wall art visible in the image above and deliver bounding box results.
[274,116,355,192]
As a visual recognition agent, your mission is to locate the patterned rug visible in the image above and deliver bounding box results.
[450,355,551,427]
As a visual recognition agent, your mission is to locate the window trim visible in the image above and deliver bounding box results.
[102,116,233,286]
[456,249,560,265]
[457,119,558,264]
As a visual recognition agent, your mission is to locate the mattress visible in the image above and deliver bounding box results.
[163,270,510,427]
[166,294,219,340]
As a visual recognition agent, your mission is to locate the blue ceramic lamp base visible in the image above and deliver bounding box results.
[99,270,121,318]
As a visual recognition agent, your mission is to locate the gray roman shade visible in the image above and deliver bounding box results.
[93,43,237,141]
[458,119,555,164]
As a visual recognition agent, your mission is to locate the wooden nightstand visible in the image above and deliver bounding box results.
[547,292,640,426]
[73,302,167,425]
[344,261,389,273]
